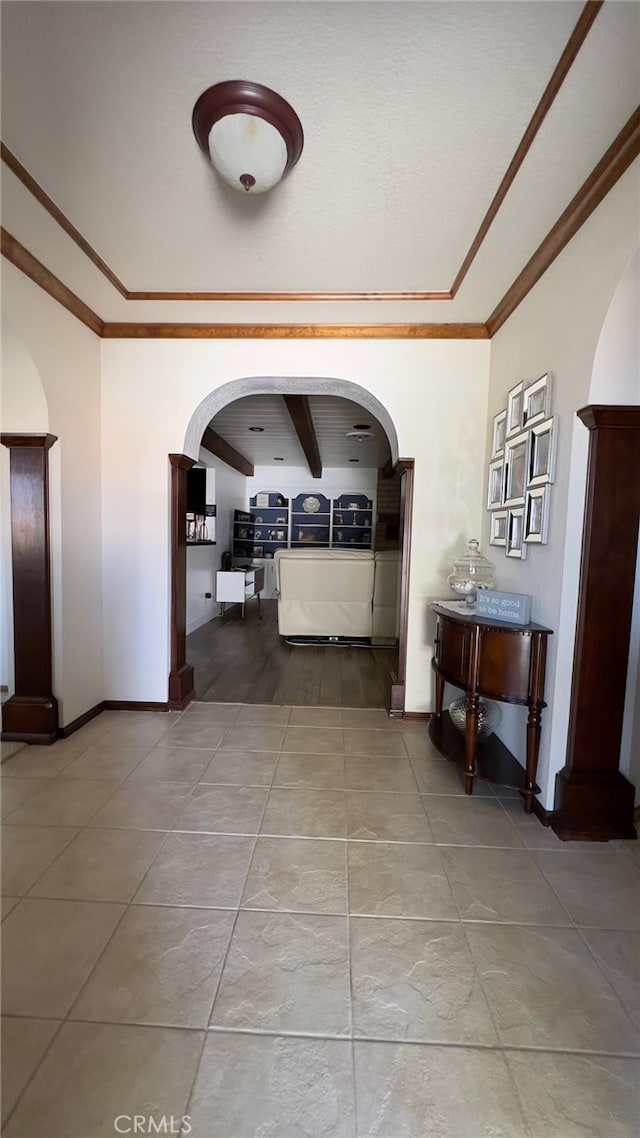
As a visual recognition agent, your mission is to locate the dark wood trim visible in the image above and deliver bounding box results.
[531,797,553,828]
[451,0,603,296]
[1,143,128,297]
[381,459,395,480]
[283,395,322,478]
[100,323,489,339]
[59,702,106,737]
[127,290,452,302]
[202,427,254,477]
[168,454,196,710]
[0,228,104,336]
[487,105,640,336]
[104,700,170,712]
[552,405,639,841]
[0,433,59,744]
[389,459,414,716]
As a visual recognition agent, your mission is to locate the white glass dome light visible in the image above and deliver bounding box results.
[193,80,304,195]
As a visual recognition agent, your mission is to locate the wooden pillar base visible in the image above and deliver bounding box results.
[553,767,637,841]
[1,694,59,744]
[168,664,195,711]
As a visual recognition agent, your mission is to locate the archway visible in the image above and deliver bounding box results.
[170,376,412,714]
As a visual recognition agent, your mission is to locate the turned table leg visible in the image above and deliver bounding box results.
[464,692,479,795]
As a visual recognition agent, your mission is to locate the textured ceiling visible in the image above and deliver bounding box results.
[1,1,638,325]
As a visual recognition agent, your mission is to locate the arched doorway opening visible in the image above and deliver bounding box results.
[169,377,414,715]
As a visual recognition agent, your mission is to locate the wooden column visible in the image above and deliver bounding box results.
[553,405,640,840]
[168,454,196,710]
[1,433,59,743]
[389,458,414,715]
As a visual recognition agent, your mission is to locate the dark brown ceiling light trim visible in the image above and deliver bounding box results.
[283,395,322,478]
[487,104,640,337]
[451,0,603,297]
[202,427,254,476]
[100,322,489,339]
[0,226,104,336]
[1,143,128,298]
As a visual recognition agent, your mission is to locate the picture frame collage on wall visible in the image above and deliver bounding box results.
[487,372,555,559]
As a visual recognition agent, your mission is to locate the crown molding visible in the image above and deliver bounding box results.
[1,227,104,336]
[100,322,489,339]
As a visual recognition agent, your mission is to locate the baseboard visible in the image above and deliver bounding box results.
[104,700,170,712]
[59,701,106,737]
[531,797,553,828]
[400,711,432,721]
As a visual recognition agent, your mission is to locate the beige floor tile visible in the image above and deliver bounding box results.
[30,828,166,902]
[507,1051,640,1138]
[611,839,640,872]
[351,917,497,1045]
[581,928,640,1029]
[535,849,640,929]
[200,748,279,786]
[344,755,418,793]
[159,721,230,749]
[95,713,178,747]
[179,701,240,723]
[1,778,51,819]
[4,1021,203,1138]
[341,708,396,731]
[87,781,194,830]
[1,1017,60,1124]
[7,779,118,827]
[187,1033,355,1138]
[55,743,152,781]
[273,751,345,789]
[401,731,443,761]
[1,740,26,761]
[410,756,492,795]
[0,743,83,779]
[234,704,292,725]
[261,788,347,839]
[348,842,458,919]
[500,799,597,849]
[241,837,347,914]
[424,795,524,847]
[173,784,268,833]
[1,825,79,895]
[282,725,346,754]
[346,791,433,842]
[466,922,640,1053]
[1,898,125,1017]
[1,896,20,920]
[127,745,215,782]
[440,846,571,924]
[211,910,350,1034]
[287,706,344,728]
[353,1041,528,1138]
[219,723,288,752]
[134,832,254,907]
[343,729,408,758]
[71,905,234,1028]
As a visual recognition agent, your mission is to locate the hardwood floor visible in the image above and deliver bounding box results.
[187,599,398,708]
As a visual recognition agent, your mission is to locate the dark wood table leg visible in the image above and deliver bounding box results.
[524,704,542,814]
[464,693,479,795]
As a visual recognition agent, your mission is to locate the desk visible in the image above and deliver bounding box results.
[216,566,264,617]
[429,602,552,813]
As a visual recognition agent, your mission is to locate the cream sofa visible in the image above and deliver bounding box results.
[274,548,400,641]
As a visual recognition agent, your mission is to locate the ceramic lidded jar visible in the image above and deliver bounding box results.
[447,539,495,605]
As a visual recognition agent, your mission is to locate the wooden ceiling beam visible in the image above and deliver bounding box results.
[283,395,322,478]
[202,427,254,477]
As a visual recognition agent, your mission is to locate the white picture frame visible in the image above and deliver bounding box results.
[255,492,269,508]
[503,430,530,508]
[523,372,553,427]
[528,416,557,487]
[506,507,527,559]
[524,486,550,544]
[506,381,525,438]
[489,510,508,547]
[487,458,504,509]
[491,409,507,458]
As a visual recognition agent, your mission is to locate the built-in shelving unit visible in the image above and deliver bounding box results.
[249,493,290,558]
[332,493,373,549]
[233,490,375,561]
[290,492,331,548]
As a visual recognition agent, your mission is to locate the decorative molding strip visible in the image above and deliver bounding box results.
[101,322,489,339]
[451,0,603,296]
[0,2,599,306]
[103,700,171,711]
[59,701,106,737]
[487,104,640,336]
[1,227,104,336]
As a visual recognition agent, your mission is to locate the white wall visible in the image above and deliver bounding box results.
[1,264,104,726]
[486,160,640,809]
[100,339,490,708]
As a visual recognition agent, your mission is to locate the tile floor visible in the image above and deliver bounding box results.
[1,703,639,1137]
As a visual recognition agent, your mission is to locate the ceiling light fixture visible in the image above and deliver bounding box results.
[248,426,264,432]
[274,457,284,461]
[345,429,375,442]
[192,80,304,194]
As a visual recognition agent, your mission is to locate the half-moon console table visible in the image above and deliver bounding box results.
[429,603,553,813]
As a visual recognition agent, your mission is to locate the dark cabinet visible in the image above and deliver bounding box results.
[186,467,206,516]
[429,603,552,813]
